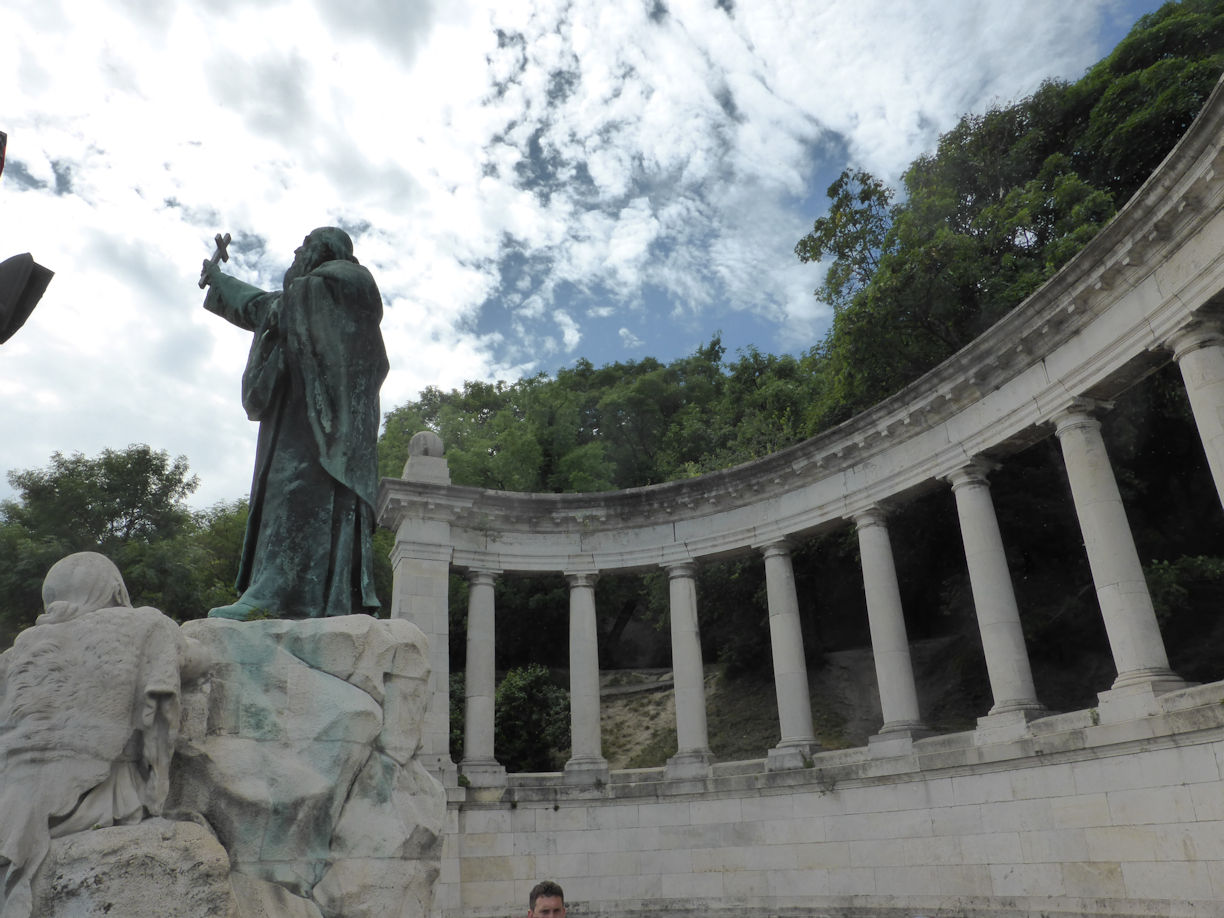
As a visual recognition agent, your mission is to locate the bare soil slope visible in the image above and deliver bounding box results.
[599,637,985,769]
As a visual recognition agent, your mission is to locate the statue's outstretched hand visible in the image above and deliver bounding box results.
[200,258,222,288]
[199,232,232,289]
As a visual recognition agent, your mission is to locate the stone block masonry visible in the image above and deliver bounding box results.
[438,681,1224,918]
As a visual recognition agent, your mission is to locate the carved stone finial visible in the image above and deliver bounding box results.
[409,430,445,458]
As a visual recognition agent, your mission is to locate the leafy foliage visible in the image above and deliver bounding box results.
[494,664,571,772]
[807,0,1223,418]
[794,169,896,310]
[451,664,571,773]
[0,446,251,646]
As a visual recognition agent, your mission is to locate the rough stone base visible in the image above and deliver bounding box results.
[20,616,443,918]
[172,615,446,918]
[32,818,234,918]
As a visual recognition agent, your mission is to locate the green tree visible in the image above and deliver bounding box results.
[0,445,202,644]
[800,1,1224,418]
[493,664,570,772]
[794,169,896,310]
[191,499,249,612]
[786,0,1224,699]
[1079,0,1224,198]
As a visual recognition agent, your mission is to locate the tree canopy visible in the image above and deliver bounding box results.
[800,0,1224,419]
[0,445,244,644]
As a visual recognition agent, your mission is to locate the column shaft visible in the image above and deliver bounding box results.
[1054,407,1177,688]
[462,570,498,765]
[854,508,924,732]
[565,573,607,779]
[947,463,1042,715]
[667,563,710,755]
[761,542,816,747]
[1170,323,1224,510]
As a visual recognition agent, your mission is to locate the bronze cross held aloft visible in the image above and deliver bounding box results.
[198,232,232,288]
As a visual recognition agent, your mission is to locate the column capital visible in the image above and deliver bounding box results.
[1167,320,1224,362]
[465,568,499,587]
[850,503,891,530]
[565,571,599,589]
[663,561,697,580]
[944,458,999,492]
[758,539,792,560]
[1051,397,1113,436]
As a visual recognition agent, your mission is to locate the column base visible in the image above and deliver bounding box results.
[988,697,1047,716]
[459,758,507,789]
[867,722,933,758]
[975,707,1046,744]
[766,739,819,772]
[665,750,713,781]
[563,755,610,786]
[1097,671,1192,723]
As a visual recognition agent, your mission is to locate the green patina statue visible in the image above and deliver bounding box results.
[200,227,388,620]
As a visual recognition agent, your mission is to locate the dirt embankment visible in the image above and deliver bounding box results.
[598,637,992,769]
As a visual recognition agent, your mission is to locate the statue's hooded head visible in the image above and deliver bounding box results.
[38,551,132,625]
[284,226,358,288]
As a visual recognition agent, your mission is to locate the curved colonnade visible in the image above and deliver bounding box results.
[379,77,1224,917]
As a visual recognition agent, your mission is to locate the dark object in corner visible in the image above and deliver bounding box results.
[0,253,54,344]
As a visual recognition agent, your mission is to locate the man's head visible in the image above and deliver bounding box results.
[527,881,565,918]
[284,226,357,287]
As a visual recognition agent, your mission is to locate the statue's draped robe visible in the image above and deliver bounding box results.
[205,259,388,617]
[0,607,186,918]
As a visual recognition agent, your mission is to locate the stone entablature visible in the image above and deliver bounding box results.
[379,77,1224,575]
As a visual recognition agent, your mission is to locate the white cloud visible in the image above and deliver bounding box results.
[554,310,582,351]
[619,327,644,349]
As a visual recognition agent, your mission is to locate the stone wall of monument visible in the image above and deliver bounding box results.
[440,680,1224,918]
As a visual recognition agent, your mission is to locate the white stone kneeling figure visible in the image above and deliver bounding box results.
[0,552,210,918]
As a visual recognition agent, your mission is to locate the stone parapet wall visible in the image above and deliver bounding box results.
[438,680,1224,918]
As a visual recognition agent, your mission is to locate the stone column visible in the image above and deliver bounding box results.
[460,569,505,786]
[664,562,712,780]
[389,431,457,784]
[852,506,929,752]
[564,572,608,784]
[1053,403,1184,705]
[945,462,1044,727]
[760,541,817,770]
[389,541,454,782]
[1168,321,1224,509]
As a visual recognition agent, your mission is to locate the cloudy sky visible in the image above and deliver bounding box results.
[1,0,1163,507]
